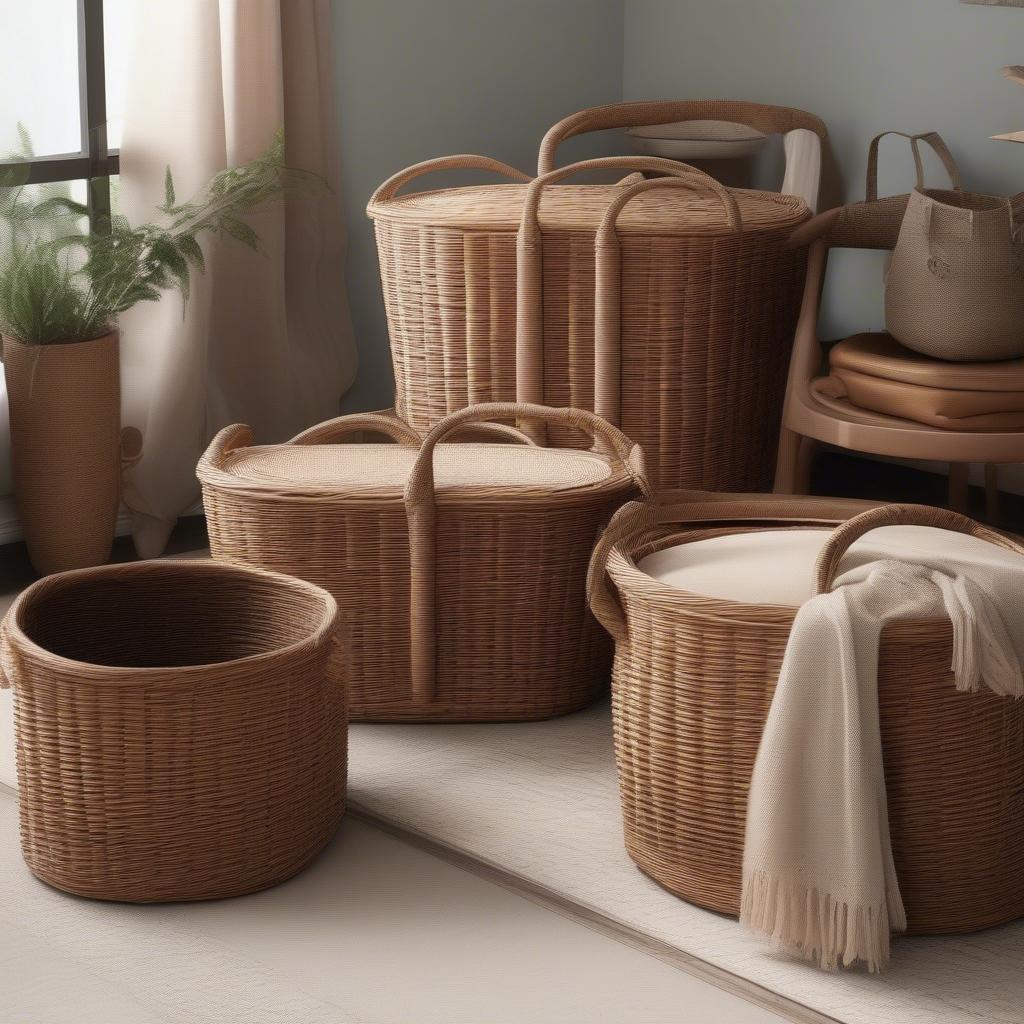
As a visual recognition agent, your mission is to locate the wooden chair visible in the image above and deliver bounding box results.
[774,201,1024,520]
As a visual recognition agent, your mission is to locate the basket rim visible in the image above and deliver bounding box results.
[4,558,339,682]
[606,522,960,627]
[366,182,809,235]
[607,527,807,624]
[198,442,637,505]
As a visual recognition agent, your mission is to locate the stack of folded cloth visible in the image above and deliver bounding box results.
[814,332,1024,431]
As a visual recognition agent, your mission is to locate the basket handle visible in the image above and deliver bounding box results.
[516,155,714,439]
[594,175,743,426]
[289,413,422,446]
[289,412,539,448]
[587,491,895,643]
[815,503,1020,594]
[404,402,652,702]
[538,99,827,174]
[442,422,538,446]
[369,154,531,207]
[197,423,255,475]
[865,131,961,202]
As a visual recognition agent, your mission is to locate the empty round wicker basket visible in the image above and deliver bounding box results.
[367,99,823,492]
[199,403,648,722]
[587,493,1024,935]
[0,560,344,903]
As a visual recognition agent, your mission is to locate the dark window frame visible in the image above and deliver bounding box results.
[0,0,119,228]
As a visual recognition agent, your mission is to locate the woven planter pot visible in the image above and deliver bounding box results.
[0,559,344,902]
[199,403,648,722]
[368,100,824,492]
[3,331,124,575]
[588,494,1024,935]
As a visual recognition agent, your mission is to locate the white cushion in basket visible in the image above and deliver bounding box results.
[638,525,1024,607]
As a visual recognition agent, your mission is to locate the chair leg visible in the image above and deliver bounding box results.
[794,437,821,495]
[948,463,969,514]
[774,428,804,494]
[984,464,1000,524]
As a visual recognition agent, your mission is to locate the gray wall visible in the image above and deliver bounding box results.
[332,0,624,412]
[332,0,1023,490]
[623,0,1024,491]
[623,0,1024,342]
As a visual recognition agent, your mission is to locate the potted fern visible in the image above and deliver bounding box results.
[0,133,300,574]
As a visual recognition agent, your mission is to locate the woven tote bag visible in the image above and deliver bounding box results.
[586,493,1024,935]
[369,99,820,491]
[817,130,963,250]
[199,403,649,722]
[886,186,1024,361]
[0,560,343,902]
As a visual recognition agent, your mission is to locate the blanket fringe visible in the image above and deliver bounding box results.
[740,870,893,973]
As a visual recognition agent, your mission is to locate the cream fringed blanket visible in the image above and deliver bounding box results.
[740,557,1024,973]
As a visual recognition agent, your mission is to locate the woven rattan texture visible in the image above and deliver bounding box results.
[200,404,642,722]
[593,499,1024,935]
[1,560,344,903]
[373,189,807,490]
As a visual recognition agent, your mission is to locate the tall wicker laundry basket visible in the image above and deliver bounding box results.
[587,493,1024,935]
[367,100,822,492]
[1,560,344,903]
[199,403,648,722]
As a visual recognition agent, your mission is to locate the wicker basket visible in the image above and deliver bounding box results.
[587,493,1024,935]
[199,403,649,722]
[0,560,344,902]
[368,100,822,491]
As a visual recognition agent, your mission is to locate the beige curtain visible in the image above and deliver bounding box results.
[118,0,357,557]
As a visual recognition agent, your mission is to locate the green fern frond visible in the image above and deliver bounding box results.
[0,125,310,344]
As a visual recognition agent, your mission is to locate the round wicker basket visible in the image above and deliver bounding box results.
[368,147,811,491]
[587,493,1024,935]
[199,403,648,722]
[0,560,344,903]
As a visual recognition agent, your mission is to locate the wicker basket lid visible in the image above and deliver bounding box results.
[367,184,807,235]
[219,442,616,495]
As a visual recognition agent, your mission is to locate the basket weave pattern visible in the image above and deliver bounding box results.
[2,560,344,902]
[371,159,808,491]
[200,403,645,722]
[590,497,1024,934]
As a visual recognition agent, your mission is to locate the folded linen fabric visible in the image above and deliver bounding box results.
[740,552,1024,972]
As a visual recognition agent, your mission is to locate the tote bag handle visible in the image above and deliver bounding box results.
[865,131,962,202]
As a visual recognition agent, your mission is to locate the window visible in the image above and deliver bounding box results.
[0,0,122,229]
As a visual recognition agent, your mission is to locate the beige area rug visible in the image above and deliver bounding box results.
[348,700,1024,1024]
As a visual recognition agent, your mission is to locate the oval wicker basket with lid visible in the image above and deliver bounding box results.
[587,493,1024,935]
[199,403,649,722]
[367,99,822,492]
